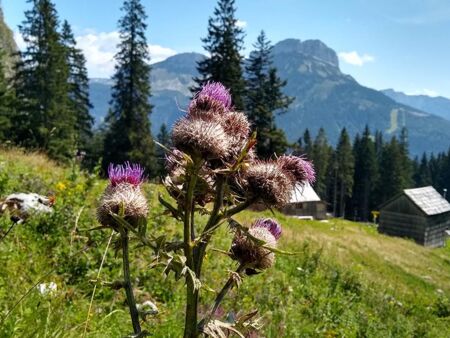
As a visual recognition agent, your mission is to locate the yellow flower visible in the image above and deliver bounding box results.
[56,182,67,191]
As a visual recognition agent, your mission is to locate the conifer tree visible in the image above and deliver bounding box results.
[352,126,378,221]
[301,128,313,157]
[61,20,93,150]
[102,0,155,175]
[192,0,245,110]
[414,153,432,187]
[311,127,332,199]
[333,128,354,217]
[376,137,411,203]
[14,0,74,161]
[244,31,293,158]
[156,123,170,177]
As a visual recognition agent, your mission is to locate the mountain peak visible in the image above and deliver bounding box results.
[273,38,339,68]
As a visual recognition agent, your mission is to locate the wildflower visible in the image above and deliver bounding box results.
[242,160,295,207]
[252,218,282,240]
[97,163,148,229]
[108,162,145,187]
[189,82,232,113]
[277,155,315,185]
[55,182,66,191]
[38,282,57,296]
[172,118,231,160]
[231,219,282,270]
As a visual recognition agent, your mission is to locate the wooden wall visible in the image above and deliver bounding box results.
[379,194,449,247]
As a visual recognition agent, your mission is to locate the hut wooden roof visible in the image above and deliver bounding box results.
[403,186,450,216]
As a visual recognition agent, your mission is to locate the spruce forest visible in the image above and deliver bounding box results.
[0,0,449,337]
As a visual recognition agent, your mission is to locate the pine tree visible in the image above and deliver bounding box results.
[192,0,245,110]
[311,127,332,199]
[102,0,155,175]
[302,129,314,157]
[0,51,14,141]
[244,31,293,158]
[61,20,93,151]
[14,0,74,161]
[156,123,170,177]
[351,126,378,221]
[376,137,412,204]
[333,128,354,217]
[414,153,432,187]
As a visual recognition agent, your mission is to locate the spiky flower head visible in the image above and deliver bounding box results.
[277,155,315,185]
[108,162,145,187]
[231,219,282,270]
[97,163,148,230]
[253,218,282,240]
[192,82,232,109]
[242,160,295,207]
[172,117,231,160]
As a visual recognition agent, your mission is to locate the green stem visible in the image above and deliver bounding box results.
[121,231,141,335]
[183,160,201,338]
[194,176,225,276]
[202,263,246,328]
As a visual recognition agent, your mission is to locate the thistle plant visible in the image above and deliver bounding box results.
[95,83,314,337]
[158,82,315,337]
[97,162,148,336]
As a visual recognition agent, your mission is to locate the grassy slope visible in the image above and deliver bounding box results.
[0,148,449,337]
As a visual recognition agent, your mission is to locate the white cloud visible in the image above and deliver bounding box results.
[338,51,375,66]
[406,88,439,97]
[147,44,177,64]
[14,30,177,78]
[76,31,176,78]
[236,20,247,28]
[76,31,119,78]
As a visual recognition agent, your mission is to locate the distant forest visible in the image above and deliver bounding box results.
[1,0,449,221]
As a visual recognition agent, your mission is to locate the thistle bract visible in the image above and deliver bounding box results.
[243,161,295,207]
[231,219,282,270]
[97,163,148,229]
[172,118,231,160]
[277,155,315,185]
[253,218,282,240]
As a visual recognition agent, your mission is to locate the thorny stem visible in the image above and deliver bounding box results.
[202,263,246,327]
[184,159,201,338]
[194,175,225,276]
[121,231,142,335]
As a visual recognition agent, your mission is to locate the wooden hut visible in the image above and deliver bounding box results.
[378,186,450,247]
[282,183,327,220]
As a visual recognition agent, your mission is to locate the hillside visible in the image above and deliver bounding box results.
[0,7,18,78]
[382,88,450,122]
[89,39,450,156]
[0,148,449,337]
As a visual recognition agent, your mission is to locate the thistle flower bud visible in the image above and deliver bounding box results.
[172,117,231,160]
[97,163,148,230]
[243,160,295,207]
[231,219,282,270]
[253,218,282,240]
[189,82,232,113]
[277,155,316,185]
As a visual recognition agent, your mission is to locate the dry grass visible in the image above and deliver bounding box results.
[0,147,63,175]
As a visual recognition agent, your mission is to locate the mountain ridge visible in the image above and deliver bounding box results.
[88,38,450,156]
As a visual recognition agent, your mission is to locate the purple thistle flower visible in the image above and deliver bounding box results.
[253,218,282,240]
[108,162,145,187]
[277,155,316,185]
[192,82,232,110]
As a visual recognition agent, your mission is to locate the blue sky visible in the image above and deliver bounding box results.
[3,0,450,98]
